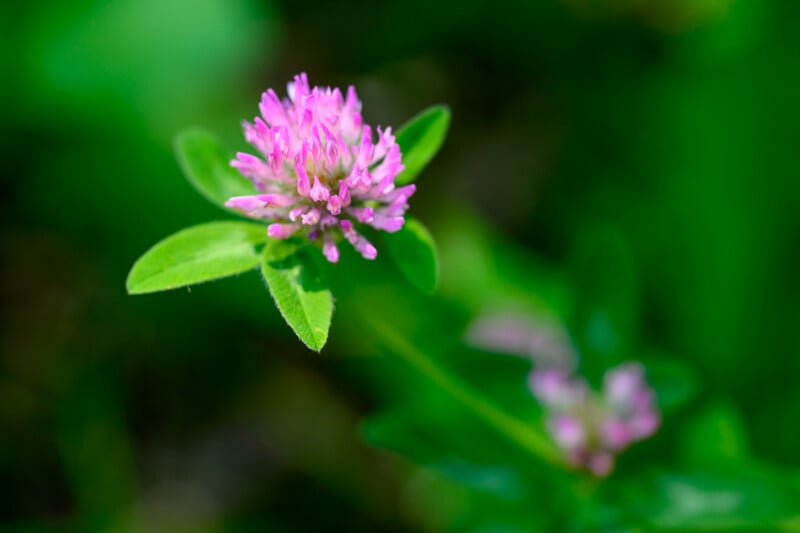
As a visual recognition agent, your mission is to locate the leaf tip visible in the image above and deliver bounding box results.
[297,333,328,353]
[125,268,141,295]
[124,279,159,296]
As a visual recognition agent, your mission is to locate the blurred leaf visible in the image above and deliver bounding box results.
[679,403,749,470]
[363,407,526,500]
[395,465,555,533]
[261,239,332,352]
[361,380,565,532]
[395,105,451,185]
[384,217,440,293]
[126,221,267,294]
[642,355,699,414]
[357,313,562,487]
[570,497,638,533]
[628,470,800,531]
[175,128,255,209]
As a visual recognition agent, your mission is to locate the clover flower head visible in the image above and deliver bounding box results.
[530,362,660,477]
[225,73,414,262]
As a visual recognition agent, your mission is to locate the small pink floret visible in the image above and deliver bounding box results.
[267,223,299,239]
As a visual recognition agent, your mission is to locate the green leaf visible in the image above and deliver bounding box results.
[127,221,268,294]
[362,407,527,500]
[261,240,333,352]
[679,403,750,469]
[394,105,450,185]
[626,470,800,531]
[384,218,440,293]
[174,128,255,208]
[642,354,699,414]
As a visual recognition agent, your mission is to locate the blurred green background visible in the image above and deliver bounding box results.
[2,0,800,531]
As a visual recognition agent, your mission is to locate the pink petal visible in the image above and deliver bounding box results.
[267,223,299,239]
[260,89,289,127]
[347,207,374,224]
[309,177,330,202]
[371,215,404,233]
[323,236,340,263]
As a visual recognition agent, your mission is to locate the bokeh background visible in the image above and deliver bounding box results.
[2,0,800,531]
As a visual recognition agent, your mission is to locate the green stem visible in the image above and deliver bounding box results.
[363,313,562,466]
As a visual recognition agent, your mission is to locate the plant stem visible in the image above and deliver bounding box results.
[363,313,562,466]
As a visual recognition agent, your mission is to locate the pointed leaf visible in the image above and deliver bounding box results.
[261,240,333,351]
[394,106,450,185]
[384,218,440,293]
[127,221,268,294]
[175,128,255,208]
